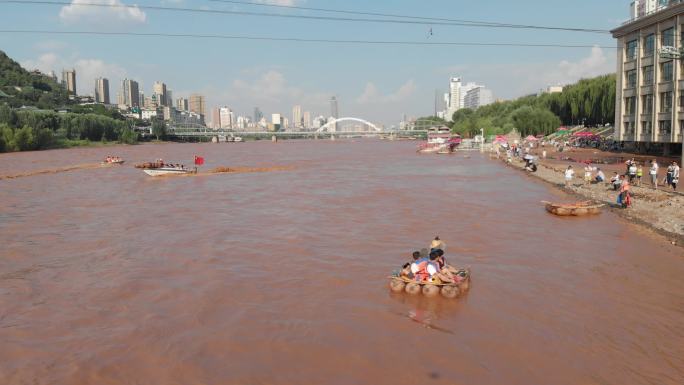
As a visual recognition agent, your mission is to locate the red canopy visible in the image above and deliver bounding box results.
[525,135,539,141]
[573,131,596,137]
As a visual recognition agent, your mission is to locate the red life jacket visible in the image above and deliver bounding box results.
[414,260,430,282]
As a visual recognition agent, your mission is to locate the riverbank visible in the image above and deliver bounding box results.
[492,149,684,246]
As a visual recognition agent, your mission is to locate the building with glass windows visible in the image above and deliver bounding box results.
[612,2,684,155]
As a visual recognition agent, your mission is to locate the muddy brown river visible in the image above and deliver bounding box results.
[1,140,683,385]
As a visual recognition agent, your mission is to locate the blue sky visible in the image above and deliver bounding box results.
[0,0,626,125]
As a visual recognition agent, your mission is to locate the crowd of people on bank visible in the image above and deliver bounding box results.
[397,237,466,285]
[562,158,680,209]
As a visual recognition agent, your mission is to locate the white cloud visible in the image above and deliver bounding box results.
[59,0,146,24]
[356,80,416,104]
[457,46,615,100]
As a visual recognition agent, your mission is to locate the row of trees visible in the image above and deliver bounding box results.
[418,74,616,137]
[0,105,139,152]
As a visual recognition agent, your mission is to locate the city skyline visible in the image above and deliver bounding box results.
[1,0,625,125]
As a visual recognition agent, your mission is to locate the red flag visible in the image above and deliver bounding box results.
[194,156,204,166]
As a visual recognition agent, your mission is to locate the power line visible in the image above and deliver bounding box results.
[206,0,611,33]
[0,29,618,48]
[0,0,610,34]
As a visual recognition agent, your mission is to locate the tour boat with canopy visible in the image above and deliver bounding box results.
[417,126,461,154]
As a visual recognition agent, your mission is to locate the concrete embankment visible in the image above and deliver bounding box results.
[493,153,684,246]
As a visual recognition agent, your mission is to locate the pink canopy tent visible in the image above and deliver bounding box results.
[493,135,508,144]
[525,135,539,141]
[573,131,597,138]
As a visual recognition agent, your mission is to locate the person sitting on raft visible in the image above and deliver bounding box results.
[400,251,422,279]
[430,236,446,253]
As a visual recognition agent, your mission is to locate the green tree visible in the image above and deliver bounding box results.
[151,119,167,140]
[13,125,34,151]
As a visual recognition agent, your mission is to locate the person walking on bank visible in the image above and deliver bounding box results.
[650,159,659,189]
[671,162,680,191]
[564,165,574,187]
[628,161,637,183]
[619,175,632,208]
[666,162,675,188]
[636,164,643,187]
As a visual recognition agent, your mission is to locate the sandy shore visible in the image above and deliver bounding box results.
[491,147,684,246]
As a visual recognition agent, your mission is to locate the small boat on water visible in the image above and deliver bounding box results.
[542,201,604,216]
[389,269,471,299]
[143,166,191,177]
[102,156,125,165]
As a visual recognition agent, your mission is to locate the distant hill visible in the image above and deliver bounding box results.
[0,50,69,109]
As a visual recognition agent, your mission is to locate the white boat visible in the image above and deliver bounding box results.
[233,136,243,142]
[143,167,190,177]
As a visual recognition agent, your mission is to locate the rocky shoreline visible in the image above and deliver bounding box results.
[491,151,684,247]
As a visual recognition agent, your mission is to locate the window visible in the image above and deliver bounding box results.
[642,121,653,134]
[643,66,654,85]
[661,91,673,112]
[644,34,655,56]
[661,61,674,81]
[624,122,634,135]
[680,90,684,107]
[626,40,638,60]
[659,120,672,135]
[662,28,675,47]
[626,70,637,88]
[642,94,654,114]
[625,96,637,115]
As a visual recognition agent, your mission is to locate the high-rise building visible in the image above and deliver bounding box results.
[219,107,234,129]
[612,1,684,160]
[62,69,77,96]
[94,78,110,104]
[463,86,495,110]
[459,82,480,108]
[330,96,339,119]
[176,97,188,111]
[445,77,462,121]
[254,107,263,123]
[120,79,140,108]
[153,81,168,107]
[271,113,283,131]
[303,111,311,129]
[166,90,173,108]
[211,107,221,129]
[292,105,303,129]
[330,96,339,131]
[189,94,206,117]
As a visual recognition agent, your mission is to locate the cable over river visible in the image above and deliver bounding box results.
[1,140,683,385]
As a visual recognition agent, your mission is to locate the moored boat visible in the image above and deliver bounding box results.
[389,268,471,299]
[542,201,604,216]
[102,156,125,165]
[417,126,461,154]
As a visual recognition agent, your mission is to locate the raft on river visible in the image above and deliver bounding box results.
[388,269,471,299]
[542,201,604,216]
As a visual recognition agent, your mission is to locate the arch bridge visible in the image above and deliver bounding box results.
[317,117,382,133]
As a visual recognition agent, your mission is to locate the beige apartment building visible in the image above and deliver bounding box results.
[612,3,684,157]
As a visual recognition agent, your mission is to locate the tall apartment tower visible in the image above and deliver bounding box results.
[176,97,188,111]
[94,77,110,104]
[303,111,311,129]
[62,69,77,96]
[292,105,303,129]
[330,96,339,131]
[153,81,168,107]
[254,107,263,123]
[189,94,206,119]
[446,77,462,121]
[120,79,140,108]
